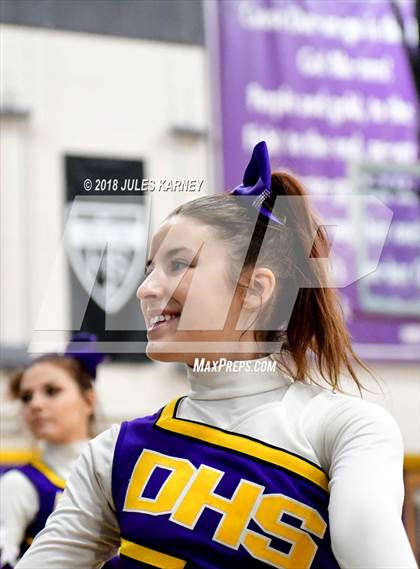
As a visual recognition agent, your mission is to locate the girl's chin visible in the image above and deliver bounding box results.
[146,350,186,364]
[145,343,191,364]
[32,429,57,442]
[30,423,62,442]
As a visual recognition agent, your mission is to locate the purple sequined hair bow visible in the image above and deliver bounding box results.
[230,141,286,226]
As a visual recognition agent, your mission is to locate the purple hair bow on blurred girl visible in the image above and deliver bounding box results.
[65,332,104,380]
[230,141,287,226]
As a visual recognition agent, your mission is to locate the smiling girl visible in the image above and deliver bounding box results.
[16,143,416,568]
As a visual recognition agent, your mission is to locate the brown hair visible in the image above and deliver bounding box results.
[10,355,96,429]
[170,171,374,393]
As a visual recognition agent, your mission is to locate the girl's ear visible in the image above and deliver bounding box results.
[83,388,96,416]
[242,267,276,310]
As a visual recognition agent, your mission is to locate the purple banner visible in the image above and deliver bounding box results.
[213,0,419,361]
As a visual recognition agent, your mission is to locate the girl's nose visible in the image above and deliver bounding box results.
[136,270,165,301]
[28,391,45,412]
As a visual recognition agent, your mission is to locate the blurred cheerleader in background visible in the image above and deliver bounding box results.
[0,333,104,568]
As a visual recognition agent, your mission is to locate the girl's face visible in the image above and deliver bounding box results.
[19,362,95,444]
[137,215,254,365]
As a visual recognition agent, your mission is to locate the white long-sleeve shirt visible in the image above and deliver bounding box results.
[16,357,417,568]
[0,440,88,567]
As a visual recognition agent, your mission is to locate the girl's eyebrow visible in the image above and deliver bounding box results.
[145,247,194,269]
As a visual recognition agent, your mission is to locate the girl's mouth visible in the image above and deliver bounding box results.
[32,416,51,428]
[147,313,180,336]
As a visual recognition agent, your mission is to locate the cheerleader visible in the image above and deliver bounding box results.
[0,333,103,568]
[16,143,417,568]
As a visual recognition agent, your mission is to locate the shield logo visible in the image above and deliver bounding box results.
[65,197,149,314]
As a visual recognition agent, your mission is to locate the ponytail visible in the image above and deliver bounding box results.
[267,172,373,393]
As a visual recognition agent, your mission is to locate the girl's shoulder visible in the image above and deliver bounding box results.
[288,379,398,428]
[88,408,164,468]
[287,381,403,472]
[0,466,39,507]
[88,405,164,460]
[0,467,35,491]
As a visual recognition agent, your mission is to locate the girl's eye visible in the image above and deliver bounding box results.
[144,259,192,276]
[20,392,32,404]
[44,385,62,397]
[170,259,190,272]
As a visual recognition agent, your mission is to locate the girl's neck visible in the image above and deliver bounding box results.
[185,354,291,400]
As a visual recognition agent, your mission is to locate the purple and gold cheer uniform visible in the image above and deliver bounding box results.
[112,397,340,569]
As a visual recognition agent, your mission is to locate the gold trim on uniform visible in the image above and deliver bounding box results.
[120,539,186,568]
[156,398,329,492]
[30,459,66,489]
